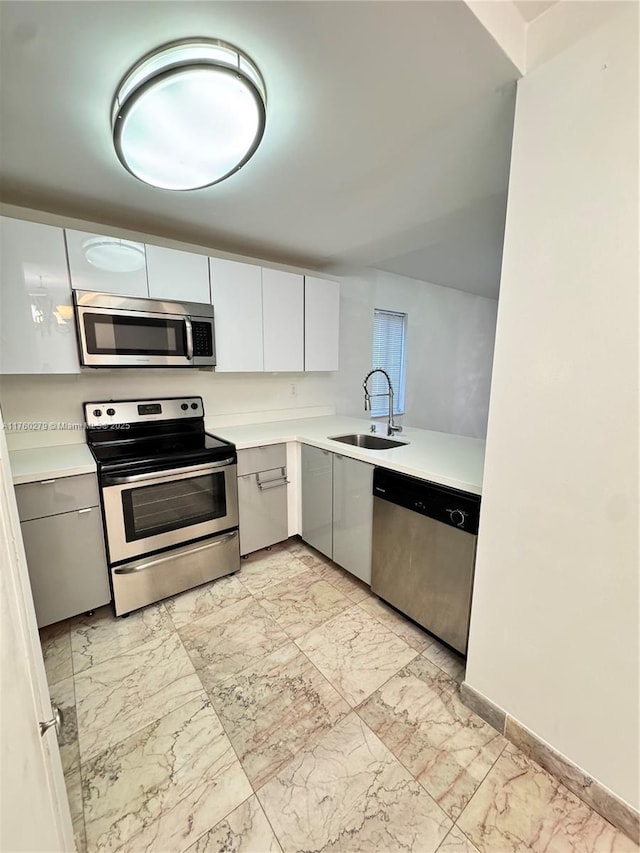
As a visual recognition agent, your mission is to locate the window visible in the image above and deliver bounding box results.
[371,309,407,416]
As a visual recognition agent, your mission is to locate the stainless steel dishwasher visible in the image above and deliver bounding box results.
[371,468,480,655]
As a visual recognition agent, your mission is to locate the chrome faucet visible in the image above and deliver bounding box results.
[363,369,402,436]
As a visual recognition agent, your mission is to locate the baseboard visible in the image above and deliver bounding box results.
[460,681,506,733]
[460,680,639,843]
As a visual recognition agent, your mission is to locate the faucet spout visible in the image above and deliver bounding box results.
[362,369,402,436]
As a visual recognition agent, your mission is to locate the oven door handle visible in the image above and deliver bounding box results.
[103,457,235,486]
[113,531,238,574]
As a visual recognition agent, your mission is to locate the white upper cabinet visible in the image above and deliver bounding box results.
[262,269,304,372]
[0,217,80,374]
[146,245,210,304]
[65,229,148,297]
[304,276,340,371]
[209,258,264,372]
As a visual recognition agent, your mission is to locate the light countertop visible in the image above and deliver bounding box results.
[9,444,97,485]
[7,416,485,494]
[209,415,485,494]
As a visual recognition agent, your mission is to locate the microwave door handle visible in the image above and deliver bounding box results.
[185,317,193,361]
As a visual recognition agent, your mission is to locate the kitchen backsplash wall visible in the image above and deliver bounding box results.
[334,268,498,439]
[0,371,335,450]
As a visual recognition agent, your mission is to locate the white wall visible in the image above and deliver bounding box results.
[335,269,498,438]
[466,4,639,809]
[0,371,335,450]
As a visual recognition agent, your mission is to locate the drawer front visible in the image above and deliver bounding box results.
[111,530,240,616]
[15,473,100,521]
[237,443,287,476]
[21,508,111,628]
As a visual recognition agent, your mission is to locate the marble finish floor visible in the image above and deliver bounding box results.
[40,538,638,853]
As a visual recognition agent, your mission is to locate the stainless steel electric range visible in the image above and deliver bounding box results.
[84,396,239,616]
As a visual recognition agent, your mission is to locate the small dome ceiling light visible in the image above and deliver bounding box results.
[111,39,267,191]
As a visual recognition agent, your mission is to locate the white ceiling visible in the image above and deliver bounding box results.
[513,1,558,23]
[0,1,520,298]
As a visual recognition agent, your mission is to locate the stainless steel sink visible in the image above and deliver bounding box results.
[329,433,409,450]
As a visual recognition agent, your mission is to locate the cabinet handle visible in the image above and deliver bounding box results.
[39,480,56,485]
[78,508,92,514]
[321,450,330,456]
[257,478,289,491]
[114,532,237,574]
[256,468,289,490]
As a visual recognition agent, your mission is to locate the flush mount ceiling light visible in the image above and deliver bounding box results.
[111,39,267,191]
[82,237,146,272]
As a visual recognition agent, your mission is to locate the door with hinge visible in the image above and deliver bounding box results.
[332,454,374,583]
[300,444,333,559]
[0,411,74,853]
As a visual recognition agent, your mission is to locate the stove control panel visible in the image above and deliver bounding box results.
[84,397,204,427]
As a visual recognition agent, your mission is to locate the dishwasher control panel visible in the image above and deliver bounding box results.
[373,468,481,535]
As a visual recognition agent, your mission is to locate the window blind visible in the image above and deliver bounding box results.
[371,309,406,416]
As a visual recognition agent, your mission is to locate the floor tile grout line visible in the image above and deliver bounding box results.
[178,792,282,853]
[199,641,342,795]
[77,685,210,773]
[451,739,509,835]
[349,665,459,827]
[353,705,454,828]
[293,543,466,668]
[69,602,176,677]
[185,569,359,800]
[354,595,436,654]
[173,624,260,800]
[68,654,88,852]
[347,651,506,828]
[253,784,287,853]
[196,578,351,790]
[163,580,251,633]
[75,618,205,771]
[292,614,422,712]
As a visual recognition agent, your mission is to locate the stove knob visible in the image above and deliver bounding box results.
[190,402,198,410]
[181,403,189,411]
[93,409,102,417]
[106,408,115,417]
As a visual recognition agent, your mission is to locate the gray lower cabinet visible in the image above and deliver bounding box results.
[237,444,289,556]
[16,474,111,627]
[332,454,374,584]
[301,445,333,558]
[301,444,374,583]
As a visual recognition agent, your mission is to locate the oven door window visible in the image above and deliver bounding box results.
[83,312,187,357]
[121,472,227,541]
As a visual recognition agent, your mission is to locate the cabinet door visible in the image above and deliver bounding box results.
[262,269,304,371]
[209,258,263,371]
[21,507,111,628]
[332,454,373,584]
[300,444,333,558]
[0,217,80,375]
[65,229,148,297]
[146,245,210,304]
[237,468,289,556]
[304,276,340,371]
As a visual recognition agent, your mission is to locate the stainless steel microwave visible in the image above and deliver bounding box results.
[73,291,216,368]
